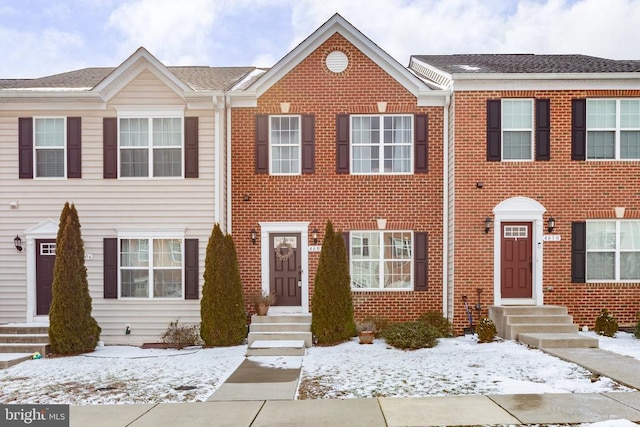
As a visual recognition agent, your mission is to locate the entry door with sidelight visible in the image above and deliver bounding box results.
[500,223,532,299]
[35,239,57,315]
[269,234,302,306]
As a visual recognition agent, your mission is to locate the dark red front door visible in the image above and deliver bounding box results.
[36,239,57,315]
[269,233,302,306]
[501,222,532,298]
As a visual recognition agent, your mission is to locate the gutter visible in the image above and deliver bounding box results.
[442,94,451,319]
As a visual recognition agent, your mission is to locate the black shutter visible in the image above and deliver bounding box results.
[67,117,82,178]
[571,222,586,283]
[103,118,118,179]
[572,99,587,161]
[104,238,118,298]
[336,114,350,173]
[18,117,33,179]
[487,100,501,161]
[184,239,199,300]
[414,113,429,173]
[301,115,315,173]
[535,99,550,161]
[414,232,428,291]
[255,115,269,173]
[184,117,199,178]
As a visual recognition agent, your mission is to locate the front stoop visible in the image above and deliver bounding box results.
[488,306,599,349]
[247,314,311,357]
[0,325,50,369]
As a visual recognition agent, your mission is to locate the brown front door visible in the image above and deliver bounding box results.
[270,233,302,306]
[36,239,57,315]
[501,222,532,298]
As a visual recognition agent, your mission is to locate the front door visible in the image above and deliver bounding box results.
[35,239,56,315]
[500,223,532,299]
[269,233,302,306]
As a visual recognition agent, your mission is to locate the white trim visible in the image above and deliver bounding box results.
[452,78,640,92]
[226,97,233,233]
[116,229,185,238]
[442,95,450,318]
[115,107,185,117]
[33,116,67,179]
[492,197,546,306]
[269,115,302,176]
[258,222,310,313]
[24,219,59,322]
[501,99,534,162]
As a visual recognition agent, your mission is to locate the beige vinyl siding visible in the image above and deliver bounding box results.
[0,71,218,344]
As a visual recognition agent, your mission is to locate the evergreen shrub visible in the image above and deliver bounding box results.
[594,308,618,338]
[417,310,453,337]
[381,321,439,349]
[476,317,497,343]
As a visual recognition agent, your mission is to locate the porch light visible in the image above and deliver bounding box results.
[312,228,319,245]
[14,235,23,252]
[484,217,492,234]
[250,228,257,245]
[547,217,556,233]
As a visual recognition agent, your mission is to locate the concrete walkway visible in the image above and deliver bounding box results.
[67,347,640,426]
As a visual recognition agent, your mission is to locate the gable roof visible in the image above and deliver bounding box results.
[237,13,445,106]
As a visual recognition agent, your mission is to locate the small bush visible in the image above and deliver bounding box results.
[594,309,618,337]
[381,322,439,350]
[161,320,203,349]
[417,311,453,338]
[635,312,640,339]
[476,317,497,343]
[360,316,391,337]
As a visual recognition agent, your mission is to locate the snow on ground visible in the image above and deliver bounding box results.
[0,331,639,406]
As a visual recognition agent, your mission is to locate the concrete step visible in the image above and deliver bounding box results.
[249,322,311,333]
[0,334,49,344]
[0,325,49,335]
[250,314,311,324]
[490,305,568,317]
[246,340,306,357]
[509,323,579,336]
[0,343,49,354]
[247,332,312,347]
[518,333,599,349]
[506,315,574,325]
[0,353,34,369]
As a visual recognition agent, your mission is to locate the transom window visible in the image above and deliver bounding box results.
[586,220,640,281]
[350,231,413,289]
[502,99,533,161]
[270,116,300,174]
[120,238,183,298]
[587,99,640,160]
[351,115,412,174]
[34,117,65,178]
[119,117,183,177]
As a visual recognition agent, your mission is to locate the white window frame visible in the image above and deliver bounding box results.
[117,230,185,300]
[586,220,640,282]
[269,115,301,175]
[117,109,184,178]
[349,230,414,291]
[350,114,413,175]
[587,99,640,160]
[33,116,66,179]
[501,99,534,161]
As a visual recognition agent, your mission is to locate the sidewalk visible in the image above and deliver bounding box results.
[68,347,640,426]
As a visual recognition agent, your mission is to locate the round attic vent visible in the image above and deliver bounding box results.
[326,51,349,73]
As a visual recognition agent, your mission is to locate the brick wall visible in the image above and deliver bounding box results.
[231,34,445,321]
[453,89,640,332]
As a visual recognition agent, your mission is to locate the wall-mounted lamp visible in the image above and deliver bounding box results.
[312,227,319,245]
[14,235,23,252]
[484,217,492,234]
[547,217,556,233]
[250,228,257,245]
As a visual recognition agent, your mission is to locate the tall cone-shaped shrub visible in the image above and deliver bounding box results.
[200,224,246,346]
[311,220,355,344]
[49,203,101,354]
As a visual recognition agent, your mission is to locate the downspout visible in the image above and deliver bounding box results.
[213,95,222,228]
[225,95,232,234]
[442,93,451,319]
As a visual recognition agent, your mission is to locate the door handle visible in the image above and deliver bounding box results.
[298,268,302,287]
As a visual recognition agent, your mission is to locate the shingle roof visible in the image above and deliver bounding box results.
[412,54,640,74]
[0,66,258,91]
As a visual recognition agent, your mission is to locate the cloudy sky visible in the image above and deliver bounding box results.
[1,0,639,79]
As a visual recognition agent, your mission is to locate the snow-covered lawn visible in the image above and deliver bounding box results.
[0,331,638,405]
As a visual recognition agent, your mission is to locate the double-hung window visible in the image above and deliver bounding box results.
[120,237,184,298]
[270,116,300,174]
[587,99,640,160]
[502,99,534,161]
[119,116,183,177]
[586,220,640,281]
[351,115,412,174]
[350,231,413,289]
[34,117,65,178]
